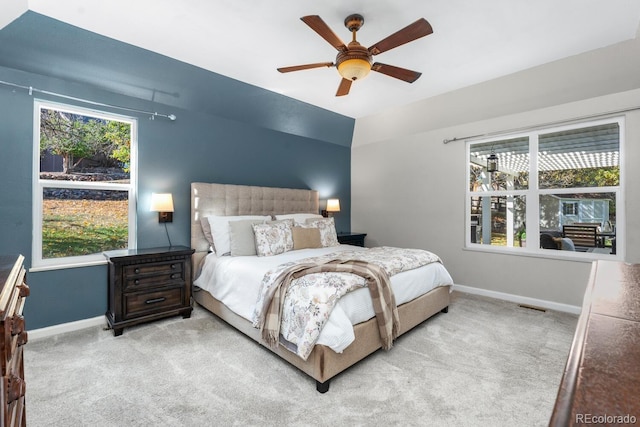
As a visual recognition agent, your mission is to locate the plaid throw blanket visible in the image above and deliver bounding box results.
[255,258,400,352]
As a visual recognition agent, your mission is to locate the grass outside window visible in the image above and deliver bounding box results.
[42,199,128,258]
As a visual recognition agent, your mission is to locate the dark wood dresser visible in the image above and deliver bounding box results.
[549,260,640,426]
[0,255,29,427]
[104,246,194,336]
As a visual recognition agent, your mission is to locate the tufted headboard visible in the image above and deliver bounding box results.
[191,182,319,270]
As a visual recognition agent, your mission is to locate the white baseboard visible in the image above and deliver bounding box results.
[28,315,107,341]
[452,284,581,315]
[26,286,580,340]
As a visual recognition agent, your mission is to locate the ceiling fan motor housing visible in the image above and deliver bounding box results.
[336,42,372,81]
[344,14,365,32]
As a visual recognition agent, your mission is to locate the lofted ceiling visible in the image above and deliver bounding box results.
[2,0,640,119]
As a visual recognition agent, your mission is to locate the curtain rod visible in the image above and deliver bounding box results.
[442,105,640,144]
[0,79,177,121]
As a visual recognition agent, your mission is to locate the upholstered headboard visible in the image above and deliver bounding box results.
[191,182,319,270]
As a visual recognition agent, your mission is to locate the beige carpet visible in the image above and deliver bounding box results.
[24,291,577,426]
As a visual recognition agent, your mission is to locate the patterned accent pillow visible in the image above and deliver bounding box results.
[252,220,294,257]
[304,217,339,247]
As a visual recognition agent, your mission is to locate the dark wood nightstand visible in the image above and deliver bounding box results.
[104,246,194,336]
[337,232,367,247]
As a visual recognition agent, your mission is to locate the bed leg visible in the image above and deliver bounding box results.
[316,380,330,393]
[441,306,449,313]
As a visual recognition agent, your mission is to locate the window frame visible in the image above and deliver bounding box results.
[465,116,624,261]
[32,99,138,271]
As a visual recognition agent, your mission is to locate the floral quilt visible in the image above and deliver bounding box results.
[251,247,442,359]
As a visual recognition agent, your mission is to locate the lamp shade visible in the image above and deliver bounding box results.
[150,193,174,212]
[326,199,341,212]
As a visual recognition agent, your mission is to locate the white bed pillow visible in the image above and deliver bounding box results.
[274,213,323,226]
[207,215,270,256]
[304,217,339,247]
[229,219,267,256]
[252,220,294,257]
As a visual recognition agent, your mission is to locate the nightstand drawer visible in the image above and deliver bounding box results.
[124,287,184,319]
[124,274,183,291]
[123,261,184,277]
[124,260,183,278]
[123,261,185,291]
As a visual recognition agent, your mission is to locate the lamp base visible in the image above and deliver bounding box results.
[321,211,338,218]
[158,212,173,223]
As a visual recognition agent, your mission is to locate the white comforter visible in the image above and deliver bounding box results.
[194,245,453,353]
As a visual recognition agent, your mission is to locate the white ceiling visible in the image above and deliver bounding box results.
[5,0,640,118]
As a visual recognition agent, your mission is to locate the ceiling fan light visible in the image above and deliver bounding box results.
[337,58,371,81]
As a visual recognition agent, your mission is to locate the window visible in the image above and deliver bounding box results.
[33,100,137,269]
[467,118,622,257]
[562,201,578,216]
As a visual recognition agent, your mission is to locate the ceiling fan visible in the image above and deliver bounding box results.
[277,14,433,96]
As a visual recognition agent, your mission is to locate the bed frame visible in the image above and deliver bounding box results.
[190,182,450,392]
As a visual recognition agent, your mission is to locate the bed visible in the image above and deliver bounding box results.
[190,182,453,392]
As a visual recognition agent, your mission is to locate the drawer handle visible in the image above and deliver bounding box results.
[18,282,30,298]
[134,279,140,285]
[145,297,166,305]
[134,268,140,274]
[7,375,25,403]
[17,331,28,347]
[10,315,25,336]
[170,273,179,279]
[171,264,177,269]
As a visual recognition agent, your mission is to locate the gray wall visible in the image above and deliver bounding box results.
[0,13,354,329]
[351,36,640,308]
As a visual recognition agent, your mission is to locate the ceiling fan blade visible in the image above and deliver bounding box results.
[301,15,348,52]
[277,62,334,73]
[335,78,352,97]
[368,18,433,56]
[371,63,422,83]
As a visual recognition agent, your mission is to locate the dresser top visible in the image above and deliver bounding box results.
[589,260,640,322]
[0,254,24,293]
[0,254,22,272]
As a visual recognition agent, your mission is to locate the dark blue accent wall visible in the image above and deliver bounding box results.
[0,13,354,329]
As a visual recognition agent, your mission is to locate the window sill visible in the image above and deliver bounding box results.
[29,258,108,273]
[463,244,623,263]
